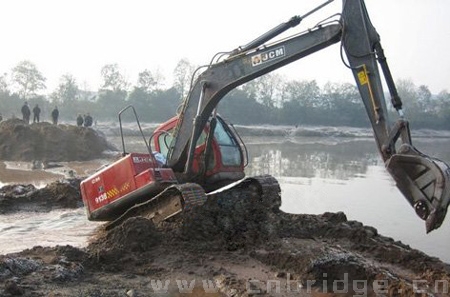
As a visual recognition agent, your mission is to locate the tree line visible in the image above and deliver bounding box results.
[0,60,449,130]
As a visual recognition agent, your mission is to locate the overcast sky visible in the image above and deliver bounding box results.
[1,0,449,94]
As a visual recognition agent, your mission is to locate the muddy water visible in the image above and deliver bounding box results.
[0,209,103,253]
[0,135,449,264]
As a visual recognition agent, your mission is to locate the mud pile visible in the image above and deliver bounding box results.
[0,178,83,214]
[83,191,450,296]
[0,119,117,162]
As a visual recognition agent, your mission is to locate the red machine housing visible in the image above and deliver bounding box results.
[80,152,177,221]
[152,115,245,188]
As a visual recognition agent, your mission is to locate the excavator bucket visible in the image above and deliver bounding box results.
[386,144,450,233]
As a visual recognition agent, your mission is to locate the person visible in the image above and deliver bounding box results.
[51,106,59,125]
[21,102,31,124]
[76,114,84,126]
[84,113,93,127]
[32,104,41,123]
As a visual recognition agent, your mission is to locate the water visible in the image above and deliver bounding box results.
[244,136,450,263]
[0,132,449,264]
[0,209,103,254]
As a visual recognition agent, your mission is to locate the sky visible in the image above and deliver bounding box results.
[1,0,449,95]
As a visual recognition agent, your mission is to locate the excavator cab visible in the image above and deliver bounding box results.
[152,114,246,191]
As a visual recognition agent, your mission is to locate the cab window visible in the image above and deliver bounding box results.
[157,131,173,158]
[214,119,242,166]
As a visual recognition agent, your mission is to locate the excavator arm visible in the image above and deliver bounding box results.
[341,0,450,233]
[167,0,450,232]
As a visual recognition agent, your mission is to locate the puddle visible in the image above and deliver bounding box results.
[0,159,112,188]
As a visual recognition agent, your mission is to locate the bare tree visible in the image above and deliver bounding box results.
[0,72,9,95]
[11,60,46,99]
[137,69,157,93]
[100,64,129,92]
[173,58,195,100]
[52,74,80,104]
[242,73,284,108]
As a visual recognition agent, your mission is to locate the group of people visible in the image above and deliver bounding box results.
[20,102,59,125]
[20,102,95,127]
[76,113,93,127]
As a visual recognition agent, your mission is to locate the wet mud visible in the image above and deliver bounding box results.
[0,179,83,214]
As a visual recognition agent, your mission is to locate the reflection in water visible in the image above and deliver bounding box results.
[244,137,450,264]
[245,138,379,180]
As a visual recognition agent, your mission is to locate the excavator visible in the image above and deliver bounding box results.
[80,0,450,233]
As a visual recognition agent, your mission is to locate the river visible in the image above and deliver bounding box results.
[243,135,450,264]
[0,127,449,264]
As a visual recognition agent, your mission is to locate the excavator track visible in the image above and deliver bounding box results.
[206,174,282,211]
[104,175,281,230]
[105,183,207,230]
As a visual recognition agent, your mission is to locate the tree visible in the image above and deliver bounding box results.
[149,87,181,122]
[100,64,128,92]
[52,74,80,104]
[0,72,9,95]
[218,89,269,125]
[173,58,195,100]
[127,87,152,120]
[435,90,450,129]
[396,79,419,113]
[97,89,127,119]
[242,73,283,108]
[136,69,157,93]
[11,60,46,99]
[417,85,433,112]
[321,82,366,126]
[281,79,320,108]
[279,79,320,125]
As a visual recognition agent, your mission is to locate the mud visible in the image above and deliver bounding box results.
[1,185,449,297]
[0,119,117,162]
[0,179,83,214]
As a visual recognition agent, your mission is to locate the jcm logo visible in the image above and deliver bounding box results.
[251,46,285,66]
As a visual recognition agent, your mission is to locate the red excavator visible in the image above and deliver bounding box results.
[80,0,450,233]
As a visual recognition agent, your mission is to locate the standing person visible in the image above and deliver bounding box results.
[32,104,41,123]
[21,102,31,124]
[76,114,84,126]
[51,106,59,125]
[84,113,93,127]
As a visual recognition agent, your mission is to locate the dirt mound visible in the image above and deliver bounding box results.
[0,118,117,162]
[175,193,280,250]
[0,178,83,214]
[81,191,450,295]
[87,217,161,263]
